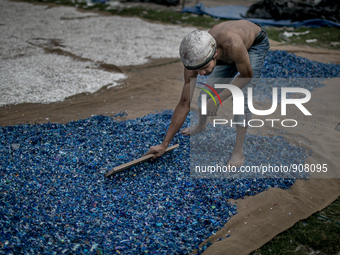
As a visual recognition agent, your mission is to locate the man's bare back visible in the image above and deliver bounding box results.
[209,20,261,65]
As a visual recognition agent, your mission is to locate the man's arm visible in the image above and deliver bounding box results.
[144,68,197,159]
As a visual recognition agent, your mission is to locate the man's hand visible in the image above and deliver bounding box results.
[207,98,219,116]
[143,144,167,160]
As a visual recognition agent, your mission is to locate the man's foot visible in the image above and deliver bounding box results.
[227,153,245,168]
[180,125,207,136]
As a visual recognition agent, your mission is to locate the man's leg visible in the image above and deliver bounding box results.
[227,34,270,167]
[227,96,252,167]
[227,124,247,167]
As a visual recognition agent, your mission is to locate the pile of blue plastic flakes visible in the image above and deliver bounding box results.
[255,50,340,101]
[1,50,340,254]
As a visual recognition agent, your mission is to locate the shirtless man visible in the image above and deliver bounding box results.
[145,20,270,167]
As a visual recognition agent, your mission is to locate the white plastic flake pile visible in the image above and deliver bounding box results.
[0,0,195,106]
[1,54,127,105]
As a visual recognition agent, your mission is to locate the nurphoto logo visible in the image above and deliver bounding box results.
[200,84,312,128]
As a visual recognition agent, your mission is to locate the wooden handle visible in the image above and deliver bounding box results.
[104,144,179,178]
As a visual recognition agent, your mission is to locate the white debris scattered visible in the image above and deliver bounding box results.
[330,42,340,46]
[283,30,310,38]
[306,39,317,43]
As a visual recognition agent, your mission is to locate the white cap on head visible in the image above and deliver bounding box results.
[179,30,217,70]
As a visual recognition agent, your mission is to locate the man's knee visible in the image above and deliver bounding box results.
[233,112,252,127]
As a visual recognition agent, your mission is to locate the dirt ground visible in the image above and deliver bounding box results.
[1,1,340,254]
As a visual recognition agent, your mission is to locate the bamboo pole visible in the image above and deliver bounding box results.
[104,144,179,177]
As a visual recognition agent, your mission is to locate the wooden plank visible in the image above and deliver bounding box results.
[104,144,179,178]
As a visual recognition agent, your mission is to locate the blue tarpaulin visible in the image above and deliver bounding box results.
[182,3,340,28]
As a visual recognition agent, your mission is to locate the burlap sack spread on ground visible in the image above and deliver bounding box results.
[198,77,340,255]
